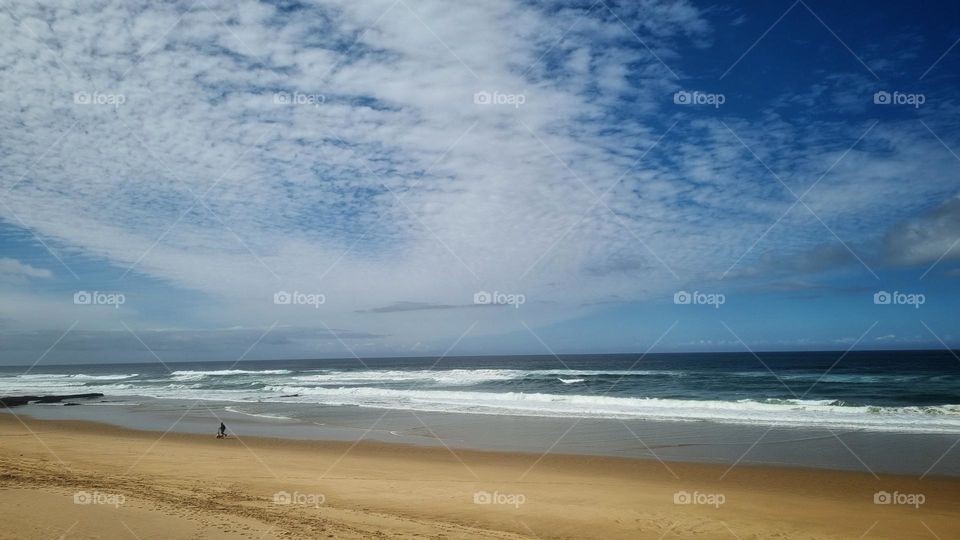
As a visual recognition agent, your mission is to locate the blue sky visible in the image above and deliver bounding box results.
[1,0,959,364]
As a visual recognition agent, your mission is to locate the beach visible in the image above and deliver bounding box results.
[1,413,958,539]
[4,0,960,537]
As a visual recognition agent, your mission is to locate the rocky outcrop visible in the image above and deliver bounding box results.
[0,393,104,408]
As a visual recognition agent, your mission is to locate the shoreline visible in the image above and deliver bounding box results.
[2,413,959,538]
[6,396,960,477]
[5,406,960,480]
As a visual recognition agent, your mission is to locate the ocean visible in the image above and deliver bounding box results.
[2,350,959,434]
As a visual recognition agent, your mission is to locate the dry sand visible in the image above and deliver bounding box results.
[0,413,957,539]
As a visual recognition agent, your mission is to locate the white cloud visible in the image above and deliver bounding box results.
[0,258,53,279]
[0,0,956,356]
[884,196,960,265]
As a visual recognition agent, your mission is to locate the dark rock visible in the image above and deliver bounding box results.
[0,393,104,408]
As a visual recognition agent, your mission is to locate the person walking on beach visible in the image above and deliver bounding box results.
[218,422,227,438]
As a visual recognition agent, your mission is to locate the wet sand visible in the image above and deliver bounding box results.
[9,398,960,476]
[1,413,959,539]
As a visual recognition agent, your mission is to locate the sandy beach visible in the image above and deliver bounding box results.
[1,413,958,539]
[4,0,960,537]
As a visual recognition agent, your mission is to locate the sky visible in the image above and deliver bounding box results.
[1,0,959,365]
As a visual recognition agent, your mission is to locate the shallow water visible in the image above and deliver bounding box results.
[6,396,960,477]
